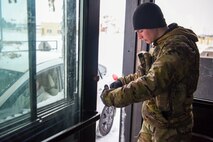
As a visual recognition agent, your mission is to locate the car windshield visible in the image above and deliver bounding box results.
[0,69,24,96]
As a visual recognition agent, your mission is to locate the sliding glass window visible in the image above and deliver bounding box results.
[0,0,79,135]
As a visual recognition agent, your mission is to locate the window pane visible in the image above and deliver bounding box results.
[0,0,29,123]
[0,0,79,126]
[35,0,66,107]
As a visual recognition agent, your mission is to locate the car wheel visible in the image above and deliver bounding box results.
[97,106,116,137]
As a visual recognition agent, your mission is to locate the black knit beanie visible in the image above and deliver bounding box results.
[133,2,167,30]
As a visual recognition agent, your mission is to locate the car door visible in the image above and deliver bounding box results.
[0,62,64,123]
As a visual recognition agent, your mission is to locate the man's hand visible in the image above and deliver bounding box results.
[100,84,112,106]
[110,80,122,89]
[137,65,146,76]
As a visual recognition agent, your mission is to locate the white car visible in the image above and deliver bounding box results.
[0,51,65,123]
[0,51,116,136]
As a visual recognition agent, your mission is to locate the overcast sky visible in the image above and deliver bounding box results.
[156,0,213,35]
[2,0,213,35]
[1,0,63,24]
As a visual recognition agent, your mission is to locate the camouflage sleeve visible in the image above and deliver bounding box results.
[118,51,152,85]
[102,46,186,107]
[118,72,141,85]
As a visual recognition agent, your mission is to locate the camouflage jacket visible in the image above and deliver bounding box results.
[102,23,200,128]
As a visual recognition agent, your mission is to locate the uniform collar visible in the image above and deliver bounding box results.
[153,23,178,46]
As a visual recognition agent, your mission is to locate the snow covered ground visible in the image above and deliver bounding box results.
[96,1,125,141]
[96,32,124,142]
[96,109,120,142]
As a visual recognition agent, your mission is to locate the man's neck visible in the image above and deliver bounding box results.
[157,26,169,38]
[153,26,169,45]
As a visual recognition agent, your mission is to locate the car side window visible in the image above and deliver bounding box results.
[36,66,65,107]
[13,83,30,112]
[37,69,59,96]
[0,82,30,122]
[0,70,23,96]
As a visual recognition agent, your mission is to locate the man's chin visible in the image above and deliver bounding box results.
[144,40,151,44]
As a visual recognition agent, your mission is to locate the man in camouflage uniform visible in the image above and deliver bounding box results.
[101,2,200,142]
